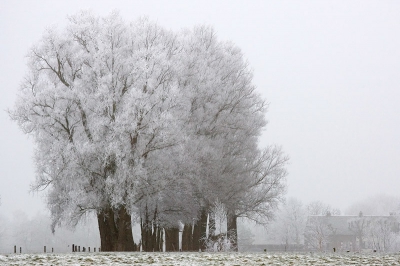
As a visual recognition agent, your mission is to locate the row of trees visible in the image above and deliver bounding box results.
[10,11,288,251]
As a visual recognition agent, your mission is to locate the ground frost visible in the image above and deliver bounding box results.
[0,252,400,265]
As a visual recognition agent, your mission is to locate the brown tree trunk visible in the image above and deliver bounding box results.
[140,220,152,251]
[193,208,208,251]
[154,225,161,251]
[227,209,238,252]
[192,221,200,251]
[140,204,153,252]
[182,224,192,251]
[97,208,118,251]
[151,206,158,251]
[159,228,164,252]
[97,206,135,251]
[116,206,135,251]
[165,228,179,251]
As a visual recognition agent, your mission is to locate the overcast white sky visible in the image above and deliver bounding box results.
[1,0,399,218]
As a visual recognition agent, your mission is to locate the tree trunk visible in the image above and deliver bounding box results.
[208,212,215,238]
[140,219,152,251]
[97,208,118,251]
[97,206,135,251]
[116,206,135,251]
[154,225,161,251]
[140,204,153,252]
[192,221,200,251]
[227,210,238,251]
[182,224,192,251]
[151,206,158,251]
[165,228,179,251]
[192,208,210,251]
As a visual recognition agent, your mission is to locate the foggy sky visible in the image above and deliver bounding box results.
[1,0,399,218]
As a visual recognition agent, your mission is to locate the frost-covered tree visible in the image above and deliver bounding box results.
[367,217,399,252]
[136,25,288,251]
[10,11,185,251]
[174,26,288,250]
[10,11,287,252]
[304,201,341,251]
[304,216,335,251]
[271,198,307,249]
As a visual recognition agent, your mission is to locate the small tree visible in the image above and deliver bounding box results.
[348,215,370,250]
[304,216,335,251]
[270,198,307,250]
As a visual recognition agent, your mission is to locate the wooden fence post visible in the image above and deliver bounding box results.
[14,245,16,253]
[44,246,46,253]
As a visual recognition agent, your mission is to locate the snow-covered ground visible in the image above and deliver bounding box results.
[1,252,400,265]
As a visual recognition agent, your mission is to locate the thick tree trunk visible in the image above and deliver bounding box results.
[97,206,135,251]
[165,228,179,251]
[98,208,118,251]
[227,210,238,252]
[116,206,135,251]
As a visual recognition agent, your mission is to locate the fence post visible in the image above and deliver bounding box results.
[78,246,80,252]
[88,247,90,252]
[52,247,54,253]
[94,247,96,252]
[14,245,16,253]
[44,246,46,253]
[20,247,21,253]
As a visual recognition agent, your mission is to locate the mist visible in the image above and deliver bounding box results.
[1,0,400,256]
[1,194,399,253]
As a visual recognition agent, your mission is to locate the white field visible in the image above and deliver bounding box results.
[1,252,400,265]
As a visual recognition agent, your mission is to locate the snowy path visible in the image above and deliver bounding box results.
[1,252,400,265]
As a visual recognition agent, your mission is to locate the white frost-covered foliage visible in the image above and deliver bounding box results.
[10,11,287,232]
